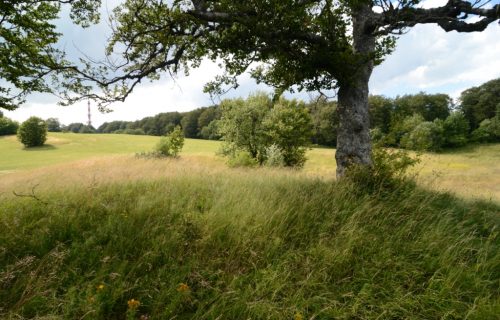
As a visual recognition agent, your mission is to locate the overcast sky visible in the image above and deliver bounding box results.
[4,0,500,127]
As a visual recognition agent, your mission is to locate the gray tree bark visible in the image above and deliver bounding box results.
[335,5,376,178]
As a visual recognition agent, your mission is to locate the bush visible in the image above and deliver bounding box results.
[264,144,285,167]
[345,148,420,193]
[227,151,259,167]
[0,117,19,136]
[17,117,47,147]
[471,117,500,143]
[155,126,184,157]
[401,121,444,151]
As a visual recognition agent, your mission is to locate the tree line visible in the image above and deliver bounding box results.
[1,78,499,151]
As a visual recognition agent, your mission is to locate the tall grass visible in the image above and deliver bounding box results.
[1,165,498,319]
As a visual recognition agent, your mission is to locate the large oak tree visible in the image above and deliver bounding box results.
[16,0,500,176]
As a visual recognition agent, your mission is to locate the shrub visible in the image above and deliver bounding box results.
[227,151,259,167]
[0,117,19,136]
[155,126,184,157]
[401,121,444,151]
[388,113,424,147]
[345,148,420,193]
[471,117,500,143]
[264,145,285,167]
[17,116,47,147]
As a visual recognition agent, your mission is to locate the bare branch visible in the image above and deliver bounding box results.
[12,184,48,205]
[376,0,500,35]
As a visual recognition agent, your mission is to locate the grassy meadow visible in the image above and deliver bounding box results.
[1,132,499,202]
[0,133,499,319]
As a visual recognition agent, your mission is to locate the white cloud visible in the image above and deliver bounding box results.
[370,22,500,98]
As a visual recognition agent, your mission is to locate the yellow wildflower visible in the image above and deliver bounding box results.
[177,283,190,293]
[97,284,105,290]
[294,313,304,320]
[127,298,140,309]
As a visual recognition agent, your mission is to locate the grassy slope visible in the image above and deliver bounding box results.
[0,161,498,319]
[0,133,221,172]
[1,133,499,201]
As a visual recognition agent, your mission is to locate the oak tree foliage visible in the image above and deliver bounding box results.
[0,0,101,110]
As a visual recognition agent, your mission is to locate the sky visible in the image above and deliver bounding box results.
[3,0,500,127]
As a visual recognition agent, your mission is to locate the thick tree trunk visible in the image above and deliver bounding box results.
[335,5,376,178]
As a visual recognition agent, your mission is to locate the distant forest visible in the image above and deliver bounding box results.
[2,78,498,151]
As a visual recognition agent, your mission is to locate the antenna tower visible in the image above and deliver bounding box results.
[87,100,92,127]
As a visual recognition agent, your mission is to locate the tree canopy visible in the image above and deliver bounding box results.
[61,0,499,106]
[458,77,500,131]
[0,0,100,110]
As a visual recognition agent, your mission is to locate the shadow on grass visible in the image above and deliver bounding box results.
[436,143,490,155]
[23,144,57,151]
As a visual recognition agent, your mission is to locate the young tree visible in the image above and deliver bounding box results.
[263,99,313,167]
[0,0,100,110]
[64,0,499,177]
[218,93,272,164]
[308,97,338,146]
[442,112,469,147]
[155,126,185,157]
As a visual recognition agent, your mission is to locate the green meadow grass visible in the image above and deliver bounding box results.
[0,166,499,319]
[0,133,221,172]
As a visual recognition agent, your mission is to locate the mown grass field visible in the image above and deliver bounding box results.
[1,133,499,202]
[0,133,499,319]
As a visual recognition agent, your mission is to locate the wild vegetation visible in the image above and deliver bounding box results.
[0,149,499,319]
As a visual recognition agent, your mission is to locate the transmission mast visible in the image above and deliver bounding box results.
[87,100,92,127]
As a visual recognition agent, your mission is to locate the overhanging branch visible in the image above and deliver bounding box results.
[377,0,499,34]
